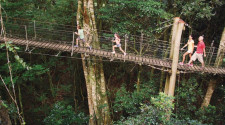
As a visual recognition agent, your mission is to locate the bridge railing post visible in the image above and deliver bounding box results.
[206,40,214,66]
[34,20,37,40]
[124,34,128,62]
[140,32,143,55]
[25,25,29,51]
[71,32,75,56]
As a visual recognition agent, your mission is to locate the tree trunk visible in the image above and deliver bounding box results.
[164,73,170,94]
[81,57,96,124]
[73,61,77,111]
[164,17,180,94]
[201,27,225,108]
[159,68,165,92]
[215,27,225,67]
[137,65,142,92]
[76,0,82,26]
[169,17,180,59]
[0,98,12,125]
[47,70,54,97]
[168,20,185,96]
[201,79,217,108]
[77,0,111,124]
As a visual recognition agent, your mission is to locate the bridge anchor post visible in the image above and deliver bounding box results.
[168,19,185,96]
[164,17,180,94]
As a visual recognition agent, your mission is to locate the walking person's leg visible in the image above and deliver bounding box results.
[197,54,205,67]
[189,53,193,64]
[188,52,197,66]
[75,38,79,47]
[180,52,189,65]
[112,45,116,54]
[119,47,126,55]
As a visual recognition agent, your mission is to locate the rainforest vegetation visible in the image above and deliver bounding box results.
[0,0,225,125]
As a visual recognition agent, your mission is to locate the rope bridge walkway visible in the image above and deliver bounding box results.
[0,18,224,75]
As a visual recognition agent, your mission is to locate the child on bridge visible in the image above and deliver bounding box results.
[111,33,126,56]
[74,26,91,50]
[187,36,206,67]
[179,35,194,65]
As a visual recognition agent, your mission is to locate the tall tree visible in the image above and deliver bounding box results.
[201,27,225,108]
[76,0,111,124]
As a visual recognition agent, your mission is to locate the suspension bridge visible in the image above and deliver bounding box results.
[0,17,225,75]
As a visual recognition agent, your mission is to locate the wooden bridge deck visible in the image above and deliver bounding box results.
[1,37,225,75]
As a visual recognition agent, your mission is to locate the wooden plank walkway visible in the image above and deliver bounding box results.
[1,37,225,75]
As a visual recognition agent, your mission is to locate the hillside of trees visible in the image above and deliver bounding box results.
[0,0,225,125]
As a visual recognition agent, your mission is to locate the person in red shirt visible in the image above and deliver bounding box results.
[187,36,206,67]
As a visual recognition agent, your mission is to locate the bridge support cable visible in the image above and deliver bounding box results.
[55,51,62,57]
[29,48,35,53]
[25,25,29,51]
[168,20,185,96]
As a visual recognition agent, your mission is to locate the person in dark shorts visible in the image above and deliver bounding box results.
[111,33,126,55]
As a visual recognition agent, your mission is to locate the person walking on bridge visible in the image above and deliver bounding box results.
[179,35,194,65]
[74,26,91,50]
[187,36,206,67]
[111,33,126,55]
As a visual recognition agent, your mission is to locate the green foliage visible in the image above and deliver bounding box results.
[1,0,225,124]
[114,92,204,125]
[113,81,157,115]
[0,44,47,85]
[7,103,18,121]
[43,102,88,125]
[0,100,8,109]
[2,0,35,18]
[114,92,173,125]
[99,0,172,34]
[151,92,174,122]
[1,42,31,70]
[21,65,48,81]
[179,0,221,20]
[174,77,224,124]
[197,83,225,125]
[195,105,217,124]
[175,77,203,119]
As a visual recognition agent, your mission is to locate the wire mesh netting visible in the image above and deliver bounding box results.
[1,17,224,68]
